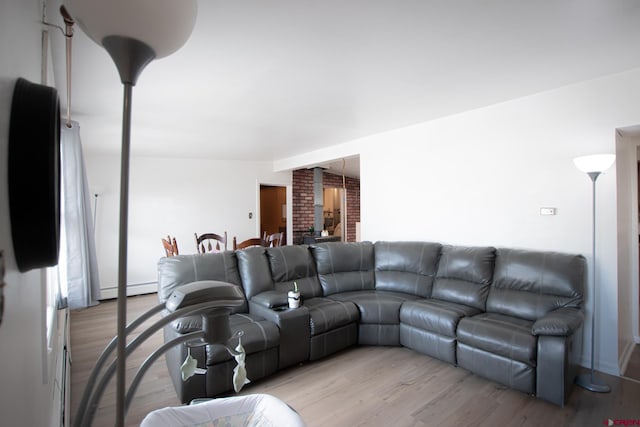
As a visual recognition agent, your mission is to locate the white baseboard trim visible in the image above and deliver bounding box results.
[579,355,620,376]
[619,340,637,377]
[99,282,157,300]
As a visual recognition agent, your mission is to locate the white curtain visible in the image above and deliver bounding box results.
[59,120,100,309]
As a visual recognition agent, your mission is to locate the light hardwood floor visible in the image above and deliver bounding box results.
[71,294,640,427]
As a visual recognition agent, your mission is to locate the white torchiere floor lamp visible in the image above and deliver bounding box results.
[63,1,198,425]
[573,153,615,393]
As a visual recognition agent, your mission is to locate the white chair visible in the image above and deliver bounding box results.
[140,393,307,427]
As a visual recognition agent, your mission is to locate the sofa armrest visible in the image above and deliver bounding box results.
[534,308,584,405]
[536,333,582,406]
[251,291,288,309]
[249,300,310,368]
[165,280,245,312]
[532,307,584,336]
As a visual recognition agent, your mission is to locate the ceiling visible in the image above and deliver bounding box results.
[51,1,640,178]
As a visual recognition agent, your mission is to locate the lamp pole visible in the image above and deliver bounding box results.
[574,172,610,392]
[102,36,155,426]
[573,154,615,393]
[115,81,132,427]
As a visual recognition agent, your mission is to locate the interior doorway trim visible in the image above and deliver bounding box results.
[615,127,640,378]
[257,181,292,246]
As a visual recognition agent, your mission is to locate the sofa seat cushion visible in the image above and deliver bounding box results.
[400,299,481,337]
[457,313,536,366]
[206,313,280,366]
[329,291,418,324]
[304,297,360,336]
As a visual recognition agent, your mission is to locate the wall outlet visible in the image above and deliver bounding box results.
[540,207,556,215]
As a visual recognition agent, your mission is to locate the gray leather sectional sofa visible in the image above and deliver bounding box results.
[156,241,585,407]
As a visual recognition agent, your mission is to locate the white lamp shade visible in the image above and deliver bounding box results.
[64,0,198,59]
[573,154,616,174]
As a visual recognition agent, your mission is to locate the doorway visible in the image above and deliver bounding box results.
[260,185,287,245]
[615,126,640,377]
[323,187,345,240]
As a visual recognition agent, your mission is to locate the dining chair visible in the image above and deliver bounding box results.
[195,232,228,253]
[265,232,284,247]
[233,237,268,250]
[161,235,179,257]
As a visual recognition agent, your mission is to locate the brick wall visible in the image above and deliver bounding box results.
[292,169,361,244]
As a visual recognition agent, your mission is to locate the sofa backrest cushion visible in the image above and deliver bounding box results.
[310,241,375,296]
[374,241,442,298]
[431,245,496,310]
[486,248,585,321]
[235,246,274,300]
[157,251,247,313]
[266,245,322,298]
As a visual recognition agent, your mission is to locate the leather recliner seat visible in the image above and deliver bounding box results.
[399,244,494,364]
[456,248,585,405]
[157,251,280,403]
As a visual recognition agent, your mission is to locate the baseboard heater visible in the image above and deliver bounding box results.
[99,281,158,300]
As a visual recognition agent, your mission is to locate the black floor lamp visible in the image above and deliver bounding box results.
[63,1,198,425]
[573,153,615,393]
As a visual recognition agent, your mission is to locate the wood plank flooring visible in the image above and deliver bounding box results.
[71,294,640,427]
[70,294,180,427]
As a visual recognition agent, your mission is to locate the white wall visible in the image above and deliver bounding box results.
[84,152,291,298]
[0,1,66,426]
[351,69,640,375]
[274,68,640,375]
